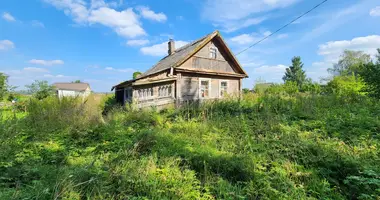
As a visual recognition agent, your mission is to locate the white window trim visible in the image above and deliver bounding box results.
[209,46,217,59]
[199,78,211,99]
[219,80,229,98]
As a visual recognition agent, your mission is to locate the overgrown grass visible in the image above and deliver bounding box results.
[0,93,379,199]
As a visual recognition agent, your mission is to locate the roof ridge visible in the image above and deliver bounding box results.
[139,31,217,78]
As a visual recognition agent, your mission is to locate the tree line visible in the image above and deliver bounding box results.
[257,48,380,98]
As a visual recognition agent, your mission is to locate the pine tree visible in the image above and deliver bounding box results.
[282,56,307,87]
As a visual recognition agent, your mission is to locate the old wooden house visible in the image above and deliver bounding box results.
[112,30,248,108]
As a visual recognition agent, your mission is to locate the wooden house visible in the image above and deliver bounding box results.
[53,83,91,99]
[112,30,248,108]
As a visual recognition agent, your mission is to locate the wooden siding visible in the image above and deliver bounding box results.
[179,72,240,101]
[132,81,175,108]
[179,40,238,74]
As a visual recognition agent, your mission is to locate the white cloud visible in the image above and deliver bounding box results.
[229,31,287,45]
[0,40,15,51]
[202,0,299,32]
[43,0,146,38]
[23,67,49,73]
[137,6,167,22]
[126,39,149,46]
[43,0,89,23]
[43,74,74,79]
[318,35,380,63]
[104,67,135,73]
[88,7,146,38]
[2,12,16,22]
[370,6,380,16]
[230,34,257,45]
[31,20,45,28]
[277,34,288,39]
[29,59,65,66]
[140,41,188,56]
[254,64,287,73]
[308,35,380,81]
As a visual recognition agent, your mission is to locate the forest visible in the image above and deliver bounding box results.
[0,49,380,199]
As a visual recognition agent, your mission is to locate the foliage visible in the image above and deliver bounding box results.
[25,80,55,100]
[325,75,366,98]
[72,80,81,83]
[0,73,8,101]
[133,71,142,79]
[242,88,250,94]
[301,81,322,94]
[100,94,120,115]
[328,50,371,77]
[359,54,380,98]
[283,56,307,88]
[1,87,380,199]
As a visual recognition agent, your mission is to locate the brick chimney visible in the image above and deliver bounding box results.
[168,39,175,55]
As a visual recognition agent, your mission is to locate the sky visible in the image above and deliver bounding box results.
[0,0,380,92]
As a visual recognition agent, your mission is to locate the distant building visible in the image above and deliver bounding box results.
[53,83,91,99]
[112,30,248,108]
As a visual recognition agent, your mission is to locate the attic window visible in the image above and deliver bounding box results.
[209,47,217,59]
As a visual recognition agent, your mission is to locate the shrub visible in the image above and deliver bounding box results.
[324,75,365,97]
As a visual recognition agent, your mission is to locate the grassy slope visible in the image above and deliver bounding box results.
[0,94,379,199]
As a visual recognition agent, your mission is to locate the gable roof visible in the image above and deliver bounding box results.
[53,83,90,92]
[112,30,248,90]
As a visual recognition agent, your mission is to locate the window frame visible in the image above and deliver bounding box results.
[199,78,211,99]
[209,47,217,59]
[219,80,228,98]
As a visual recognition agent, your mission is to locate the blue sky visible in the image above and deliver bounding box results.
[1,0,379,92]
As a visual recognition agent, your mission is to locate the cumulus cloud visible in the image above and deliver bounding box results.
[31,20,45,28]
[126,39,149,46]
[23,67,49,73]
[308,35,380,81]
[202,0,299,32]
[105,67,136,73]
[229,31,287,45]
[29,59,65,66]
[2,12,16,22]
[43,0,148,38]
[0,40,15,51]
[254,64,287,74]
[140,41,188,56]
[370,6,380,16]
[88,7,146,38]
[137,6,167,22]
[318,35,380,63]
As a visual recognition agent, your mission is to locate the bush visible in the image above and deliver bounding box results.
[324,75,365,97]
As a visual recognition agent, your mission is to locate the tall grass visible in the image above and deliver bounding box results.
[0,93,379,199]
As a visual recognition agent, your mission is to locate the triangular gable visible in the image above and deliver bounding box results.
[174,31,248,77]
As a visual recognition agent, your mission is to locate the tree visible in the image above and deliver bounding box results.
[282,56,307,88]
[0,73,10,101]
[133,72,142,79]
[72,80,81,83]
[328,50,371,77]
[26,80,55,100]
[359,50,380,98]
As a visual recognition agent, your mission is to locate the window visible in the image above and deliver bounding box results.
[158,84,172,97]
[209,47,217,59]
[200,79,210,98]
[220,81,228,97]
